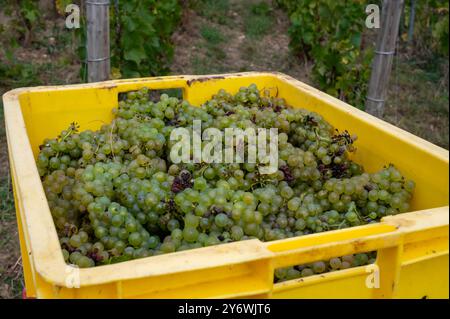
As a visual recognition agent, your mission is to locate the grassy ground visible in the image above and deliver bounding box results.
[384,57,449,149]
[0,0,448,299]
[0,16,79,299]
[170,0,311,81]
[0,102,23,299]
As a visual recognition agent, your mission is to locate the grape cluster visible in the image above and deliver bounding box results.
[36,84,415,270]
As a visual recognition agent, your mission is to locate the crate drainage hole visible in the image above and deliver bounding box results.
[274,251,377,283]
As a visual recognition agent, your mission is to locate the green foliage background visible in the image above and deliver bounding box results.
[109,0,182,78]
[277,0,449,109]
[276,0,372,108]
[78,0,182,79]
[403,0,449,58]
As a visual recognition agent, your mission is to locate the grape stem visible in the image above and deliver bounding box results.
[109,120,116,160]
[59,122,79,142]
[314,128,332,143]
[347,201,363,222]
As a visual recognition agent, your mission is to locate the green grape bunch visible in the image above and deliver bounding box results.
[35,84,415,270]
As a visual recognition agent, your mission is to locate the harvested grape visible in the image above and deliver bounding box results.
[36,85,414,269]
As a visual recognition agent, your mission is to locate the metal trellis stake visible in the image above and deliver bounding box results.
[366,0,404,117]
[408,0,416,43]
[86,0,110,82]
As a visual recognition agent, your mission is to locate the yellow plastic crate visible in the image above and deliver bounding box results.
[3,72,449,299]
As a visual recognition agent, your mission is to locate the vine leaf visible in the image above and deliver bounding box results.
[124,48,146,66]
